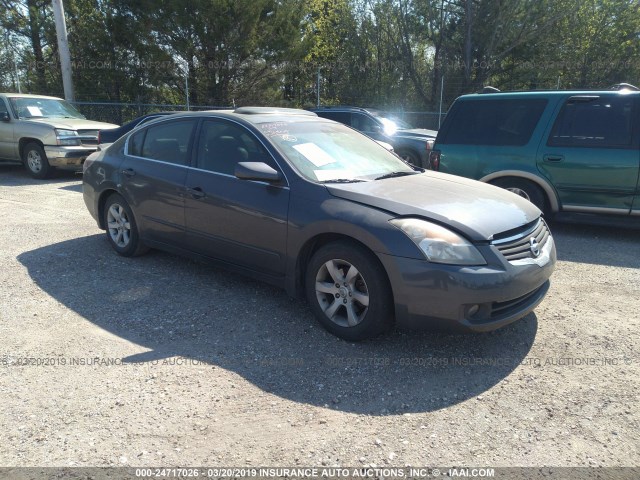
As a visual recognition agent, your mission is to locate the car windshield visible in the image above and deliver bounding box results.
[371,112,413,134]
[261,121,415,183]
[9,97,85,120]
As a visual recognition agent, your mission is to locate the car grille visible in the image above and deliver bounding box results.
[77,129,99,146]
[492,218,550,262]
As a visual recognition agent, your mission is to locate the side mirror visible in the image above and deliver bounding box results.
[1,112,10,122]
[235,162,282,183]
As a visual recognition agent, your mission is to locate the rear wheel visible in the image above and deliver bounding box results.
[23,142,52,179]
[491,178,547,213]
[103,193,149,257]
[305,241,394,341]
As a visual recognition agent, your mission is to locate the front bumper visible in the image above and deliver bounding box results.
[378,237,556,332]
[44,146,97,170]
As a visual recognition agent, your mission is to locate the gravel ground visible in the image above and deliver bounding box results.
[0,166,638,470]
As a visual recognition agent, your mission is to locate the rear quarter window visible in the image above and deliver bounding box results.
[439,98,548,146]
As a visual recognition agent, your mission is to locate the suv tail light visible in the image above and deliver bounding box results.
[429,149,441,171]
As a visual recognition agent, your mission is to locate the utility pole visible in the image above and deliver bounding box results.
[316,67,320,107]
[5,31,21,93]
[52,0,74,101]
[438,76,444,128]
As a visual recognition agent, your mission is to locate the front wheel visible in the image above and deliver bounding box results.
[396,149,421,167]
[305,241,394,341]
[103,193,149,257]
[23,142,52,179]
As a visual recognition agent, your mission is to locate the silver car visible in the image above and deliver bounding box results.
[0,93,117,178]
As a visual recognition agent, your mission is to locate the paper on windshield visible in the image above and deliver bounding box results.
[314,169,356,181]
[27,106,43,116]
[293,143,336,167]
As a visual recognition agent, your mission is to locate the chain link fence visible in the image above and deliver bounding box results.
[72,102,446,130]
[72,102,233,126]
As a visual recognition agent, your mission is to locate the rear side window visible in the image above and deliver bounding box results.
[547,96,634,148]
[316,111,351,124]
[138,119,196,165]
[129,129,145,156]
[440,98,548,146]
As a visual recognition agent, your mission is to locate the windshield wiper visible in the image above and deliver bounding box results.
[320,178,367,183]
[374,171,419,180]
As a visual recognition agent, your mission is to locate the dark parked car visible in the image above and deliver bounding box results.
[83,107,555,340]
[98,111,181,146]
[310,106,436,168]
[430,86,640,218]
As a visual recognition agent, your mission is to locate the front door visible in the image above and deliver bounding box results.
[537,94,640,213]
[184,118,290,277]
[0,98,16,161]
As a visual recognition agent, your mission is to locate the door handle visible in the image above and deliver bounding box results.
[187,186,206,199]
[121,168,136,177]
[543,154,564,162]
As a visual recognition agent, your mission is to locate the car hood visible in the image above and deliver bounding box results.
[396,128,438,139]
[22,118,119,130]
[325,171,541,241]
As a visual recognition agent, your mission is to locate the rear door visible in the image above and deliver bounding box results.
[120,118,197,246]
[538,94,640,213]
[436,97,549,179]
[184,118,290,277]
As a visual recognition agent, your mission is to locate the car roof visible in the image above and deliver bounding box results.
[138,107,326,126]
[0,93,66,100]
[458,90,640,101]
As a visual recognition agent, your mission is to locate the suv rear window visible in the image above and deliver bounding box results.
[547,96,634,148]
[439,98,548,146]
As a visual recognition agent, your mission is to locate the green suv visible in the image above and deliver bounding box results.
[429,87,640,217]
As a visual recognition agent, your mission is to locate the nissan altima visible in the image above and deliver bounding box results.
[83,107,556,341]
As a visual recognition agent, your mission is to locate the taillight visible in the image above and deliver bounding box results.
[428,149,441,171]
[83,151,100,174]
[97,130,101,144]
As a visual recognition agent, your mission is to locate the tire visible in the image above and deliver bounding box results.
[305,241,394,341]
[396,149,421,167]
[491,178,547,213]
[23,142,52,179]
[103,193,149,257]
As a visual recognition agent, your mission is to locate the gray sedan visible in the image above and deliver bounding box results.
[82,107,556,341]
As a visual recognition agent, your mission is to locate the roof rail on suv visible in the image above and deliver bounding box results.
[610,83,639,91]
[481,86,501,94]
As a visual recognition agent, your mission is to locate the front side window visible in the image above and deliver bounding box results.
[136,119,196,165]
[351,113,379,134]
[261,121,414,182]
[547,96,634,148]
[196,119,273,175]
[0,99,9,117]
[440,98,548,146]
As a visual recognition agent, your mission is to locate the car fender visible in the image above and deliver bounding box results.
[480,170,560,212]
[284,195,424,297]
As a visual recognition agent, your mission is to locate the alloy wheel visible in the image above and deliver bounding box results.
[107,204,131,248]
[315,259,370,327]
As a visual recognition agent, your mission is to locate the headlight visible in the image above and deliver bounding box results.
[55,129,81,146]
[390,218,486,265]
